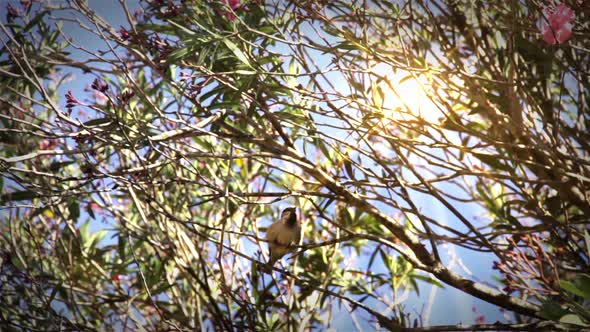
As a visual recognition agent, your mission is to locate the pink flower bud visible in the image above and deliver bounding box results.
[111,274,127,282]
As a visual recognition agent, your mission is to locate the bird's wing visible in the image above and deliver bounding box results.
[265,221,282,243]
[265,220,301,264]
[266,221,289,263]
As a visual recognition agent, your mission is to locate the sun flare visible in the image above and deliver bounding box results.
[372,68,441,124]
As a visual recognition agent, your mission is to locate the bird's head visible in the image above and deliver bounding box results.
[281,207,298,226]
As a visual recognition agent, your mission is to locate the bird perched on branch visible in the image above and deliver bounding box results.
[265,207,301,266]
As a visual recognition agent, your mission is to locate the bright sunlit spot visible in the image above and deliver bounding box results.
[371,65,442,125]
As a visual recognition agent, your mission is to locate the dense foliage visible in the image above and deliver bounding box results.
[1,0,589,330]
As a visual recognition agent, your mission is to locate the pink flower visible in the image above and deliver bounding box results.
[21,0,32,11]
[65,90,83,109]
[111,274,127,283]
[221,0,241,21]
[475,314,486,325]
[92,90,108,105]
[472,306,486,324]
[538,3,575,44]
[39,139,58,150]
[6,4,21,19]
[225,0,240,10]
[87,202,103,214]
[119,27,131,41]
[91,78,109,93]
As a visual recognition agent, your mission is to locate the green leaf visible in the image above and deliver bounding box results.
[585,230,590,259]
[167,46,191,63]
[340,208,352,227]
[89,230,108,249]
[222,39,253,69]
[68,198,80,221]
[24,10,49,32]
[49,161,75,172]
[515,34,548,63]
[1,190,38,203]
[410,277,420,295]
[472,152,513,172]
[560,280,589,298]
[86,202,96,220]
[151,282,174,295]
[440,114,464,131]
[398,74,414,85]
[79,220,90,242]
[287,59,298,75]
[560,314,589,327]
[45,284,61,311]
[379,248,393,272]
[561,274,590,299]
[371,83,384,109]
[539,300,568,320]
[136,23,174,33]
[82,117,112,127]
[165,19,196,36]
[411,274,445,289]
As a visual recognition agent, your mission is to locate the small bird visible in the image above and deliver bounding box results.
[265,207,301,266]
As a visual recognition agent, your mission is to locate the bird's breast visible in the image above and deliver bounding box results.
[276,224,296,245]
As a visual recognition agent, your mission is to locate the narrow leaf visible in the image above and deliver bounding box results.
[222,39,253,68]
